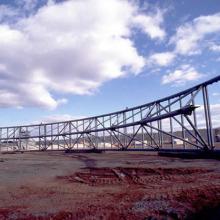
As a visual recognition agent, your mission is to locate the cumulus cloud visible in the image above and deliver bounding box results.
[0,0,165,109]
[209,43,220,52]
[146,13,220,72]
[148,52,176,67]
[162,65,203,85]
[171,13,220,55]
[132,8,165,40]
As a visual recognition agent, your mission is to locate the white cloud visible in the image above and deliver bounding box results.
[33,113,84,124]
[0,0,165,109]
[148,52,175,66]
[162,65,203,85]
[144,12,220,76]
[209,43,220,52]
[171,13,220,55]
[146,12,220,73]
[132,8,165,40]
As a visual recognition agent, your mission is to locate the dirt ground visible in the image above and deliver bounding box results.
[0,151,220,220]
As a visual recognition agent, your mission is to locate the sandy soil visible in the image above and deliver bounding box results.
[0,151,220,220]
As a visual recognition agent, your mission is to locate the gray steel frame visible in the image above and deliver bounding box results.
[0,76,219,152]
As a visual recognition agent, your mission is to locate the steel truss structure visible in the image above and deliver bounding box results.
[0,76,219,152]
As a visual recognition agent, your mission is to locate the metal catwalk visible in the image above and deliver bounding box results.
[0,75,220,152]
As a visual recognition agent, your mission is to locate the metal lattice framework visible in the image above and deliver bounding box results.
[0,76,220,152]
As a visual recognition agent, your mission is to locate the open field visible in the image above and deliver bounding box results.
[0,151,220,220]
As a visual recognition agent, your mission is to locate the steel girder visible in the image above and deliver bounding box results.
[0,75,219,152]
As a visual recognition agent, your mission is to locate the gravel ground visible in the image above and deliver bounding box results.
[0,151,220,220]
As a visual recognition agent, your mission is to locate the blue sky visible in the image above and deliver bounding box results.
[0,0,219,126]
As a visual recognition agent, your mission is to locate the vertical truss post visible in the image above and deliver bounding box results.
[95,117,98,149]
[191,92,198,145]
[168,99,174,149]
[44,124,47,150]
[123,111,127,147]
[179,96,186,149]
[203,86,210,147]
[202,86,214,149]
[18,127,21,151]
[110,116,113,149]
[38,125,41,150]
[83,120,85,149]
[103,117,105,149]
[89,119,92,148]
[6,127,8,151]
[159,104,163,147]
[51,124,53,150]
[63,123,66,149]
[13,127,15,150]
[149,105,154,147]
[132,110,136,148]
[25,127,28,150]
[204,86,214,149]
[76,121,79,149]
[69,122,71,149]
[150,121,153,147]
[117,113,121,148]
[140,108,144,148]
[57,123,60,150]
[156,103,161,148]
